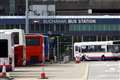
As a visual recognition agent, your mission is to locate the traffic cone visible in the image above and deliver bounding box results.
[75,56,80,64]
[40,63,48,79]
[40,63,45,67]
[40,72,48,79]
[0,64,7,78]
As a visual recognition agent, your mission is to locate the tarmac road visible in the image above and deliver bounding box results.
[7,62,88,80]
[87,61,120,80]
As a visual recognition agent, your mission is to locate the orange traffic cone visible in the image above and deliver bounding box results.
[0,64,7,78]
[40,63,48,79]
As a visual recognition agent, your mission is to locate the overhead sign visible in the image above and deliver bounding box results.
[40,19,96,24]
[1,18,120,24]
[68,19,96,23]
[43,19,67,24]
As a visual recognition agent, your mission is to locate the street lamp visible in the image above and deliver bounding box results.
[25,0,29,33]
[33,20,39,32]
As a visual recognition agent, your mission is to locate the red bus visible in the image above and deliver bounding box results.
[25,34,44,65]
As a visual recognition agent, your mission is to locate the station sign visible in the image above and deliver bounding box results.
[41,19,96,24]
[1,17,120,24]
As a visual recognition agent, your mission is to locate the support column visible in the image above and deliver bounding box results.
[81,35,83,42]
[56,36,59,60]
[106,36,108,41]
[72,35,74,60]
[101,35,102,41]
[96,35,98,41]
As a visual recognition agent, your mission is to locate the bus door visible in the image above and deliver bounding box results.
[0,39,8,71]
[12,32,24,66]
[14,45,23,66]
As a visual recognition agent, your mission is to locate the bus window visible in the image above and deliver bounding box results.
[12,32,19,44]
[79,47,81,53]
[113,41,120,45]
[81,45,105,53]
[75,46,79,51]
[0,39,8,58]
[26,38,40,46]
[81,46,87,53]
[94,45,105,52]
[108,45,120,53]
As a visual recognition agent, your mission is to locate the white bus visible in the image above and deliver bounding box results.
[74,41,120,61]
[7,29,26,66]
[0,32,15,71]
[0,29,26,71]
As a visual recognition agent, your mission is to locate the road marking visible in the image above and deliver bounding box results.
[82,64,89,80]
[88,61,120,80]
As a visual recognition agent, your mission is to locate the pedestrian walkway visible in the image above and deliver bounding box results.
[8,62,88,80]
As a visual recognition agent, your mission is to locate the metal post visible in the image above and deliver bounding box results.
[47,1,49,16]
[25,0,29,33]
[96,35,98,41]
[72,36,74,60]
[81,35,83,42]
[106,36,108,41]
[43,39,45,64]
[57,36,59,61]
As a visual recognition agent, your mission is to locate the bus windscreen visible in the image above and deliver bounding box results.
[26,38,40,46]
[12,32,19,44]
[0,39,8,57]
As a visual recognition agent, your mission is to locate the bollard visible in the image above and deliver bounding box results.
[0,64,7,78]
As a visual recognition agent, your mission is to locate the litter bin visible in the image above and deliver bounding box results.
[54,56,57,63]
[63,55,69,63]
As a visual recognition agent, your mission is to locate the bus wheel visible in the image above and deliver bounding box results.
[101,55,105,61]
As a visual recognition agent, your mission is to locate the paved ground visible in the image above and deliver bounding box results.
[7,62,88,80]
[87,61,120,80]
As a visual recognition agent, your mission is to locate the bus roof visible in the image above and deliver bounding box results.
[74,41,113,46]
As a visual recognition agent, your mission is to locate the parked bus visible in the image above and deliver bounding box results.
[11,29,26,66]
[107,41,120,60]
[0,32,15,71]
[0,29,26,66]
[25,34,49,65]
[74,41,120,61]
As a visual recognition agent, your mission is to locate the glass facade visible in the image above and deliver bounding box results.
[69,24,120,31]
[1,23,120,41]
[0,24,25,30]
[9,0,15,15]
[29,23,69,33]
